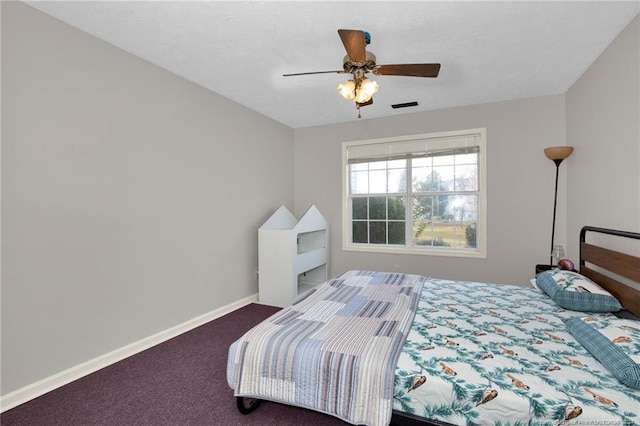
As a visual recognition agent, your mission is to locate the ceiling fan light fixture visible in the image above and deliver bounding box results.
[338,77,379,103]
[337,80,356,100]
[360,78,379,99]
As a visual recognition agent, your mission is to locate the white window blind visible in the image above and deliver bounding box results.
[346,132,482,163]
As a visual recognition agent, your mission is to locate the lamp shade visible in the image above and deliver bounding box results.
[544,146,574,161]
[337,80,356,100]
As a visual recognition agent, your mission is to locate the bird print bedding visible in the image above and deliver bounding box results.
[393,278,640,425]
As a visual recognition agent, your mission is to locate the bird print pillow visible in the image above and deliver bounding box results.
[536,270,623,312]
[565,316,640,389]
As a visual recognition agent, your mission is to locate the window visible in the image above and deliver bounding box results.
[342,129,486,258]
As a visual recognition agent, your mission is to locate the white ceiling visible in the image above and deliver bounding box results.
[26,1,640,129]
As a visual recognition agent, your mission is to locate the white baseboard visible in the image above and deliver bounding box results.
[0,294,258,413]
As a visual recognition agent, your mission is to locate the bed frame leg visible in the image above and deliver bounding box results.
[236,396,262,414]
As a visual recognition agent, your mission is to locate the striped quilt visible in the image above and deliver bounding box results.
[230,270,425,426]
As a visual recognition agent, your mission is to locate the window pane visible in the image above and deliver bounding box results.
[413,195,434,221]
[412,194,477,248]
[387,169,406,193]
[353,221,368,243]
[438,194,456,221]
[456,153,476,165]
[414,195,452,221]
[388,222,405,244]
[369,221,386,244]
[455,164,477,191]
[454,195,478,223]
[414,169,454,193]
[351,170,369,194]
[432,167,453,191]
[433,223,466,248]
[388,159,407,169]
[388,196,405,220]
[464,223,477,248]
[448,195,477,223]
[413,221,455,248]
[369,170,386,193]
[369,160,387,170]
[413,157,430,168]
[411,166,433,192]
[369,197,386,220]
[413,221,432,246]
[351,163,368,171]
[352,197,368,220]
[433,154,454,167]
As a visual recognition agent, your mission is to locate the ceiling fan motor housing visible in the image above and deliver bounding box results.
[343,52,377,73]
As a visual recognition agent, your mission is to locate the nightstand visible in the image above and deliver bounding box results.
[535,264,555,275]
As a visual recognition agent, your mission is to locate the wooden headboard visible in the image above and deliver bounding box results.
[579,226,640,317]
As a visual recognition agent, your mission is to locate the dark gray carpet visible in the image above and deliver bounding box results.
[1,303,348,425]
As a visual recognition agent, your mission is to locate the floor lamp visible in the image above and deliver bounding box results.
[544,146,574,265]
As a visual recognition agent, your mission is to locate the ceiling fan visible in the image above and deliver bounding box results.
[283,29,441,118]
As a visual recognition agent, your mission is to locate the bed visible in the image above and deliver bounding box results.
[227,226,640,425]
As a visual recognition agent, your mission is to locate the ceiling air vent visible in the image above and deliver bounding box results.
[391,101,419,109]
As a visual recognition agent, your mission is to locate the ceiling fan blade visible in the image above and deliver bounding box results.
[283,70,345,77]
[373,63,441,78]
[338,29,366,63]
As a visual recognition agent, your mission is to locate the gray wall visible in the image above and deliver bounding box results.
[294,95,568,286]
[1,2,293,394]
[566,15,640,258]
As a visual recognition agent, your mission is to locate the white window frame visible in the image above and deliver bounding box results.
[341,128,487,258]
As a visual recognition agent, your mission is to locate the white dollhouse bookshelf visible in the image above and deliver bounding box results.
[258,205,328,308]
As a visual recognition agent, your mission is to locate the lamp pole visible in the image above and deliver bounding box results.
[543,146,574,265]
[550,159,562,265]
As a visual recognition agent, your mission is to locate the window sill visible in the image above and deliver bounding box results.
[343,244,486,259]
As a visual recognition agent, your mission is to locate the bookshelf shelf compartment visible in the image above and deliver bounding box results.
[258,205,328,308]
